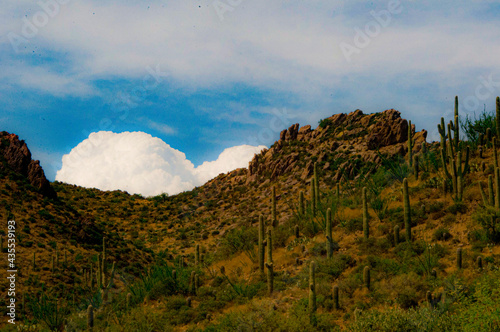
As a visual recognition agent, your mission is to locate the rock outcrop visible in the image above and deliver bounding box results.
[0,132,57,198]
[247,109,427,183]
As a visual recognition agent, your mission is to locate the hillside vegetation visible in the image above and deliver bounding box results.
[2,97,500,331]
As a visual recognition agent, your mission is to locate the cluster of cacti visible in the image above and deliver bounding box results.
[326,208,333,258]
[265,228,274,295]
[309,261,316,320]
[479,170,500,210]
[403,178,412,242]
[362,187,369,239]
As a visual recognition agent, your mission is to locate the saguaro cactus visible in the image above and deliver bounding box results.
[309,261,317,318]
[299,191,305,216]
[265,229,274,295]
[259,215,265,274]
[326,208,333,258]
[457,248,462,269]
[195,244,200,267]
[362,187,369,239]
[408,120,414,167]
[314,162,320,207]
[87,305,94,330]
[403,178,412,242]
[126,293,132,309]
[496,96,500,138]
[311,178,316,217]
[364,266,371,290]
[333,285,340,310]
[438,117,447,160]
[394,225,400,245]
[272,186,277,227]
[414,155,419,180]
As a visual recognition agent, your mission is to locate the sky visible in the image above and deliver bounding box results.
[1,0,500,196]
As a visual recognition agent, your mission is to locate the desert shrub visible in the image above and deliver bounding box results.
[433,228,452,241]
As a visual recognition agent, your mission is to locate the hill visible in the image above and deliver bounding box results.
[2,103,500,331]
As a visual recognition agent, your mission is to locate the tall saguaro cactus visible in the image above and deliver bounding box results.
[271,186,277,227]
[408,120,414,167]
[265,229,274,295]
[258,215,265,274]
[311,178,316,217]
[403,178,412,242]
[496,96,500,139]
[362,187,369,239]
[326,208,333,259]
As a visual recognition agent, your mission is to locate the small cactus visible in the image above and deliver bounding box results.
[295,225,300,239]
[333,285,340,310]
[457,248,462,270]
[414,155,419,180]
[477,256,483,270]
[362,187,369,239]
[336,183,341,202]
[403,178,412,242]
[299,191,305,216]
[431,269,437,278]
[309,261,317,318]
[87,305,94,330]
[172,269,177,281]
[195,244,200,267]
[186,297,192,307]
[363,266,371,290]
[126,293,132,309]
[394,225,400,245]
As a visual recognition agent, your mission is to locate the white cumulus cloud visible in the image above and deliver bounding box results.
[55,131,265,196]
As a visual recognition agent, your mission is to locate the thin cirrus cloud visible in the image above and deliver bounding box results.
[55,131,266,197]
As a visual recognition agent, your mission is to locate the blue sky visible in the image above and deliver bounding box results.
[1,0,500,192]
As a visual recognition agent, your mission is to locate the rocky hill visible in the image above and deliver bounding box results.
[2,105,500,331]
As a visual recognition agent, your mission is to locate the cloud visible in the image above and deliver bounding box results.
[55,131,265,196]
